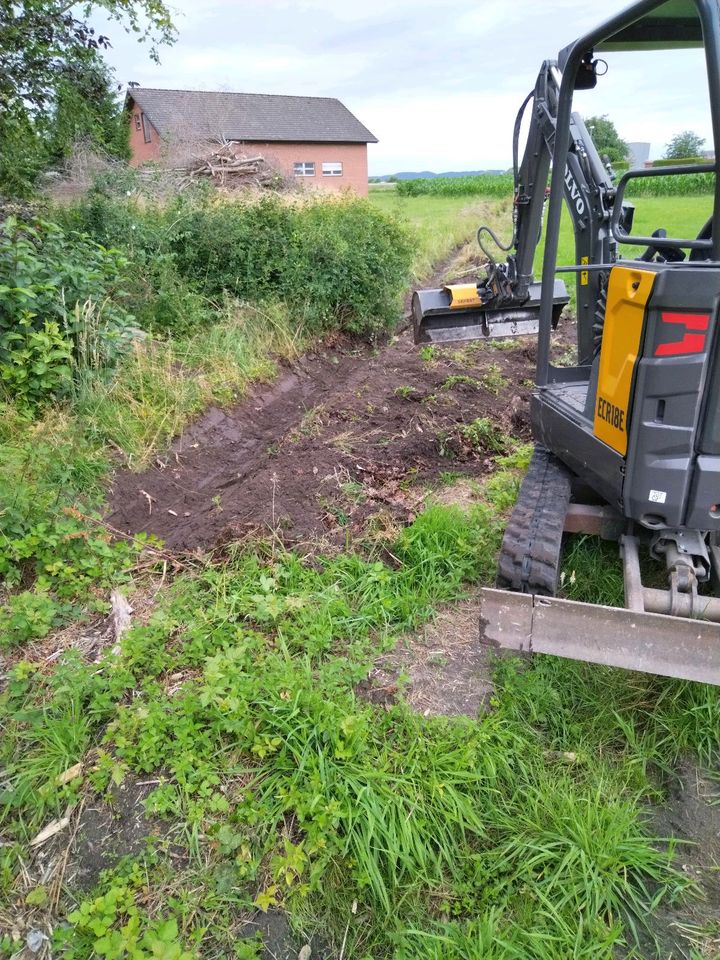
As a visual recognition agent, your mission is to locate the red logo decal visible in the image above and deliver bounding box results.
[654,311,710,357]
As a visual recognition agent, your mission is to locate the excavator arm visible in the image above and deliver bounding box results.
[413,56,625,364]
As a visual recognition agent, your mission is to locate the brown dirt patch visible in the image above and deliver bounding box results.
[107,329,548,553]
[360,593,495,717]
[639,762,720,959]
[64,776,177,893]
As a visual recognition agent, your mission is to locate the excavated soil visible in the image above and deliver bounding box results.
[108,331,546,553]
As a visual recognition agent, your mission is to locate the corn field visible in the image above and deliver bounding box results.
[395,174,514,197]
[394,171,714,198]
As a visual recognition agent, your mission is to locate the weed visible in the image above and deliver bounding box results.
[437,418,508,459]
[2,494,715,956]
[440,374,482,391]
[394,385,417,398]
[479,363,509,395]
[420,345,437,362]
[439,470,466,485]
[339,481,366,504]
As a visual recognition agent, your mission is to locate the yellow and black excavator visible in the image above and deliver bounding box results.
[413,0,720,685]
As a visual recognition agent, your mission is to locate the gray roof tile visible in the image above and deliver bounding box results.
[126,88,377,143]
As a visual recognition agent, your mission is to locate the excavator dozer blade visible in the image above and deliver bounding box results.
[412,280,568,345]
[480,587,720,685]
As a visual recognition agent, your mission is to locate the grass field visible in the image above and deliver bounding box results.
[369,187,712,283]
[369,188,512,280]
[538,195,713,273]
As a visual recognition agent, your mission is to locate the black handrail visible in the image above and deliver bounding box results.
[612,163,715,250]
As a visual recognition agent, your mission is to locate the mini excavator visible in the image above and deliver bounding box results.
[412,0,720,684]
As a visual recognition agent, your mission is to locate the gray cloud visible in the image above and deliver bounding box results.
[97,0,714,173]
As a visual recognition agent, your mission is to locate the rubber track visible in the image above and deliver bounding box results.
[496,446,572,596]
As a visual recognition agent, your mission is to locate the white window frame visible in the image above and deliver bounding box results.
[134,113,142,131]
[294,162,315,177]
[322,162,343,177]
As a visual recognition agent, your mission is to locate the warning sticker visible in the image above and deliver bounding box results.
[649,489,667,504]
[580,256,589,286]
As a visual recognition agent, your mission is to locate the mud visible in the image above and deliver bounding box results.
[640,762,720,959]
[65,776,177,893]
[108,332,544,553]
[360,593,495,717]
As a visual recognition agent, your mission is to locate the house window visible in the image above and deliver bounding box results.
[293,162,315,176]
[322,162,343,176]
[134,113,142,131]
[141,113,152,144]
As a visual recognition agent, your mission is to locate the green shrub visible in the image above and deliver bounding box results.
[0,217,135,406]
[64,191,414,339]
[279,197,413,334]
[0,318,73,406]
[650,156,706,167]
[0,590,57,648]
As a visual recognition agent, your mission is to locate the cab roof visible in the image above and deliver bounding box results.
[597,0,703,51]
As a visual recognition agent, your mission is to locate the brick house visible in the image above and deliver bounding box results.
[125,88,377,195]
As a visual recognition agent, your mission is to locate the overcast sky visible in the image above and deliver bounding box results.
[97,0,713,175]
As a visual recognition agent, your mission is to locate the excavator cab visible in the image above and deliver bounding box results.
[413,0,720,684]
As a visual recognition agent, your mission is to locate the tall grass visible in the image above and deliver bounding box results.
[74,299,299,468]
[368,193,512,280]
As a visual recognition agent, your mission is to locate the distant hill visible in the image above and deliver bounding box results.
[371,169,507,182]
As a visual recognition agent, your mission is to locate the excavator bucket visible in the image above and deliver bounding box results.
[412,279,569,344]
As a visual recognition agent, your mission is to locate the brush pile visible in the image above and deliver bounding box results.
[182,142,286,189]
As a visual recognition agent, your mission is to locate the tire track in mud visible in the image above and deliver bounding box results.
[108,250,565,552]
[107,329,541,552]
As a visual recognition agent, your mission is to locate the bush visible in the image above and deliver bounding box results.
[64,191,414,339]
[0,216,135,407]
[170,194,413,336]
[0,590,57,648]
[279,198,413,333]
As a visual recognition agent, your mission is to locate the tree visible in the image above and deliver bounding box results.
[0,0,175,195]
[582,115,630,164]
[664,130,706,160]
[45,55,131,165]
[0,0,175,117]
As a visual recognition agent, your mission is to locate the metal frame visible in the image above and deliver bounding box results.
[536,0,720,386]
[480,498,720,684]
[612,163,716,250]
